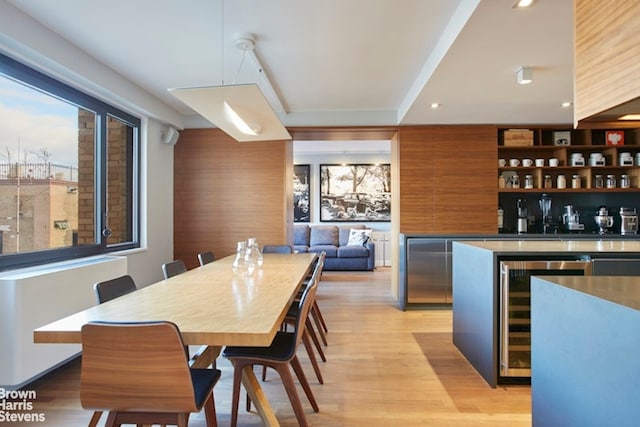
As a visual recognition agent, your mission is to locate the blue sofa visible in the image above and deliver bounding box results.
[293,224,375,271]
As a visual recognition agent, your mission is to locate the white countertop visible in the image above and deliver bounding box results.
[454,239,640,253]
[533,275,640,311]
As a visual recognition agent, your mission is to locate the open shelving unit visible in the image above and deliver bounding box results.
[498,127,640,192]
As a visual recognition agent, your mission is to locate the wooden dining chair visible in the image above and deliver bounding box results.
[223,265,321,427]
[262,244,294,254]
[94,275,137,304]
[80,321,221,427]
[162,259,187,279]
[197,251,216,266]
[263,252,326,384]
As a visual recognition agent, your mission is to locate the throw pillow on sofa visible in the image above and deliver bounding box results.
[347,228,371,246]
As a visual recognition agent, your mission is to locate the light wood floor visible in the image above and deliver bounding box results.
[19,267,531,426]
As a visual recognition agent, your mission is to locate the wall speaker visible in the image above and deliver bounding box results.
[161,126,180,146]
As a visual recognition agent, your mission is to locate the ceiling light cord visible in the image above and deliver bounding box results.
[233,49,248,85]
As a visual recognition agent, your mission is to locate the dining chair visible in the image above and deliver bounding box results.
[162,259,187,279]
[197,251,216,266]
[88,274,140,426]
[223,265,321,427]
[160,259,214,368]
[262,244,294,254]
[93,275,137,304]
[283,252,327,384]
[80,321,221,427]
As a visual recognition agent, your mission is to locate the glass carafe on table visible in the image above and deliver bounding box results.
[245,237,263,273]
[232,241,249,275]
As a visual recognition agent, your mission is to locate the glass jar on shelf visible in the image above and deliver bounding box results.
[594,174,604,189]
[606,174,616,189]
[544,174,552,189]
[525,174,534,189]
[572,174,581,189]
[557,174,566,189]
[621,174,630,189]
[512,174,520,188]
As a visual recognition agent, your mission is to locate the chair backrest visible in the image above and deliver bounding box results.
[262,244,293,254]
[292,263,321,349]
[80,321,198,412]
[162,259,187,279]
[94,275,137,304]
[197,251,215,266]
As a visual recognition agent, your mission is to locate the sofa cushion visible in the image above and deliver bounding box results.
[310,226,338,246]
[309,245,338,258]
[338,245,369,258]
[339,224,364,246]
[347,228,372,246]
[294,224,310,246]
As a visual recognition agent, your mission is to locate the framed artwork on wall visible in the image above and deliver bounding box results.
[294,164,310,222]
[320,164,391,222]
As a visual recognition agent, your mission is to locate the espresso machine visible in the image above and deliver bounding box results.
[562,205,585,232]
[517,198,528,234]
[620,207,638,235]
[594,206,614,235]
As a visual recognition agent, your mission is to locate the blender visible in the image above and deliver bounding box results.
[539,193,554,234]
[517,198,528,234]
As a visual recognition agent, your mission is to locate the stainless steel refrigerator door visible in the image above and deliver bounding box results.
[406,239,449,304]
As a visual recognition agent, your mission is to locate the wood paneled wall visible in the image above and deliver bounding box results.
[398,126,497,234]
[574,0,640,122]
[173,129,292,269]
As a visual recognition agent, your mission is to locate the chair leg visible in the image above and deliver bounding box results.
[104,412,118,427]
[313,300,328,333]
[301,329,324,384]
[229,360,247,427]
[290,355,319,413]
[88,411,102,427]
[305,318,326,362]
[203,391,218,427]
[312,307,328,346]
[274,362,310,427]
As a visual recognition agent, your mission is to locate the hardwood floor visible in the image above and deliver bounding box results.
[18,268,531,426]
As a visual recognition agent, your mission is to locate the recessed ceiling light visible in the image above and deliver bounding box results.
[430,103,440,109]
[513,0,534,8]
[619,114,640,120]
[561,102,572,108]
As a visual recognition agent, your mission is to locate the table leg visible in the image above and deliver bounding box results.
[241,365,280,426]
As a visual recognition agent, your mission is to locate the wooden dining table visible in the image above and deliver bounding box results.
[34,252,317,427]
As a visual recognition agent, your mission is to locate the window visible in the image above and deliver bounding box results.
[0,53,140,271]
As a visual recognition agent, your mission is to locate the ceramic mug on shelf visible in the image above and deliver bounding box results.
[535,158,545,167]
[499,158,506,167]
[522,158,533,167]
[548,158,559,167]
[509,159,520,167]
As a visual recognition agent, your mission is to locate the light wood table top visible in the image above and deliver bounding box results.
[34,252,317,347]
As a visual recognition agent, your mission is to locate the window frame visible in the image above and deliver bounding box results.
[0,52,141,271]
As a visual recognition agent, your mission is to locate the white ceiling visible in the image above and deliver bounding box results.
[5,0,574,131]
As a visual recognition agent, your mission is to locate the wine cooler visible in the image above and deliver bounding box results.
[499,259,592,378]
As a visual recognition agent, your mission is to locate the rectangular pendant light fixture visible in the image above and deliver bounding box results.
[169,83,291,142]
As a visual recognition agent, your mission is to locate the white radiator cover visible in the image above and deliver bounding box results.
[0,256,127,389]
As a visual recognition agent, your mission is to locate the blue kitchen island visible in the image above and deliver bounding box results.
[530,275,640,427]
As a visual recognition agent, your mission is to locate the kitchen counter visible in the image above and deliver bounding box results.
[456,239,640,254]
[531,275,640,426]
[450,239,640,387]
